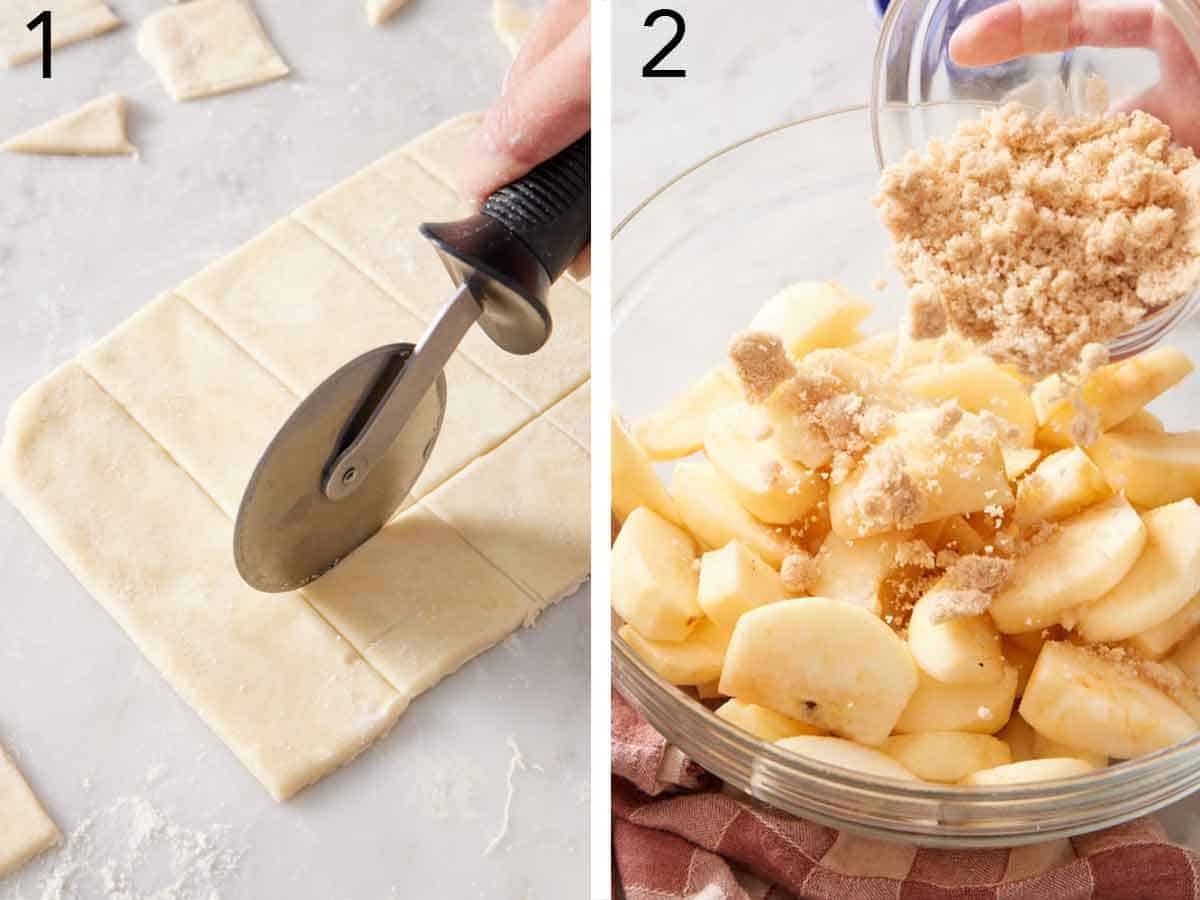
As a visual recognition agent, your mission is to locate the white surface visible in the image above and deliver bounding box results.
[0,2,588,898]
[612,2,1200,849]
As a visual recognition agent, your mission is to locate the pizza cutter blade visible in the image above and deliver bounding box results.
[233,134,590,592]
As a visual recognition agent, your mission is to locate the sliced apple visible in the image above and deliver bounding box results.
[1110,408,1165,435]
[697,541,788,629]
[960,758,1097,786]
[908,586,1006,684]
[1032,732,1107,769]
[748,281,872,359]
[996,714,1037,762]
[1087,430,1200,508]
[715,699,823,742]
[619,619,730,685]
[611,506,701,641]
[719,597,918,745]
[670,461,797,566]
[809,531,906,617]
[893,665,1018,735]
[705,404,826,524]
[1003,447,1042,481]
[776,736,919,781]
[1002,638,1039,697]
[880,732,1011,783]
[612,416,681,525]
[633,366,741,461]
[1033,346,1193,447]
[1077,500,1200,642]
[989,497,1146,633]
[1128,591,1200,658]
[1019,641,1198,759]
[1013,447,1112,525]
[903,356,1037,447]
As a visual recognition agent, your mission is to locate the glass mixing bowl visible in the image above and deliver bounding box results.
[611,105,1200,847]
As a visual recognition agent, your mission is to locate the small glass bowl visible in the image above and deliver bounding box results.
[612,105,1200,847]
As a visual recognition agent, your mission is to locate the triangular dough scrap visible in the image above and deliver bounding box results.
[493,0,537,56]
[3,93,136,157]
[137,0,289,102]
[365,0,411,27]
[0,1,121,69]
[0,746,60,878]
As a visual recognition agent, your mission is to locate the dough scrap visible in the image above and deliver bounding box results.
[0,365,405,801]
[137,0,289,102]
[0,1,120,69]
[0,746,59,878]
[365,0,411,27]
[3,93,135,157]
[493,0,536,56]
[1,114,590,801]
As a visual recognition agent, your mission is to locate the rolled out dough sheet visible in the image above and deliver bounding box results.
[137,0,289,102]
[2,93,135,157]
[546,380,590,451]
[0,1,120,69]
[1,115,591,801]
[0,747,59,878]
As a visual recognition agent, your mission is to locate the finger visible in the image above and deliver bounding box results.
[949,0,1159,67]
[568,244,591,281]
[459,15,590,204]
[506,0,588,89]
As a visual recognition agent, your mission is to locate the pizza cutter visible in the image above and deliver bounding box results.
[233,135,590,592]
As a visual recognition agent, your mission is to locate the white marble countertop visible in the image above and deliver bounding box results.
[0,3,588,898]
[612,0,1200,850]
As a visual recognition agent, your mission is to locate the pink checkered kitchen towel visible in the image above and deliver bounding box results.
[612,690,1200,900]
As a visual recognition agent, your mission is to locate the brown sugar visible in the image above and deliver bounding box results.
[729,331,795,401]
[875,103,1200,377]
[922,554,1015,624]
[781,551,820,594]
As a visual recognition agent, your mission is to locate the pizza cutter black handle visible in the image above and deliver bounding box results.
[419,133,590,356]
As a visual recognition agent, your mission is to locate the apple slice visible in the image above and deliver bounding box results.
[1019,641,1198,759]
[989,497,1146,633]
[1002,447,1042,480]
[697,541,788,629]
[1110,408,1165,435]
[809,531,905,617]
[612,415,680,525]
[880,732,1011,783]
[996,714,1037,762]
[715,699,823,742]
[633,366,742,461]
[776,736,919,781]
[1132,591,1200,658]
[1032,732,1107,769]
[1077,499,1200,643]
[908,586,1006,684]
[619,619,730,685]
[748,282,872,358]
[893,666,1018,735]
[960,758,1097,786]
[611,506,701,641]
[719,597,918,745]
[1013,447,1112,525]
[1087,430,1200,508]
[903,356,1038,447]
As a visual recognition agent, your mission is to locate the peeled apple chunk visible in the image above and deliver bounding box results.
[775,736,919,781]
[747,282,871,358]
[1087,431,1200,508]
[633,367,741,461]
[1002,447,1042,480]
[1013,448,1112,525]
[1032,346,1193,447]
[612,416,680,525]
[619,620,730,685]
[1128,591,1200,658]
[997,714,1037,761]
[1076,499,1200,643]
[902,357,1038,447]
[1032,732,1107,769]
[704,404,826,524]
[989,497,1146,633]
[1019,641,1199,760]
[719,597,918,745]
[893,665,1018,735]
[610,507,701,641]
[671,461,796,566]
[809,532,905,617]
[880,732,1011,783]
[908,586,1006,684]
[715,699,823,742]
[960,758,1097,786]
[829,408,1013,539]
[1110,408,1165,435]
[697,541,787,630]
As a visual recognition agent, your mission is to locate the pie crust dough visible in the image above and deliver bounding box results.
[3,93,135,157]
[0,1,120,69]
[0,746,59,878]
[1,114,590,801]
[137,0,289,102]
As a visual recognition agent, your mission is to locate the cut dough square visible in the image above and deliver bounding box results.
[137,0,289,102]
[402,112,484,190]
[81,294,298,518]
[0,1,120,69]
[0,747,59,878]
[3,93,135,157]
[304,506,534,699]
[0,365,405,801]
[545,379,590,451]
[295,157,466,320]
[425,418,591,611]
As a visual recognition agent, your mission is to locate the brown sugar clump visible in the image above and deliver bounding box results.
[895,539,936,570]
[875,103,1200,377]
[729,331,796,402]
[781,551,820,594]
[924,589,992,625]
[923,554,1015,624]
[854,446,924,532]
